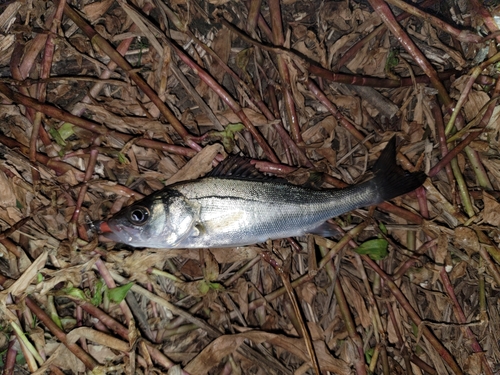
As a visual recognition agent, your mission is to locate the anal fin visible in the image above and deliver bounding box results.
[309,221,340,237]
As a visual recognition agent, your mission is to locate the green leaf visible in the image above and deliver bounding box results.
[58,123,75,140]
[196,280,224,295]
[108,282,134,303]
[378,222,388,236]
[63,286,89,302]
[355,238,388,260]
[49,310,63,330]
[16,350,26,365]
[204,123,245,153]
[48,127,66,146]
[117,152,129,165]
[91,279,105,306]
[197,280,210,295]
[209,282,224,291]
[385,49,399,70]
[49,123,75,146]
[225,123,245,133]
[221,123,245,152]
[364,347,374,364]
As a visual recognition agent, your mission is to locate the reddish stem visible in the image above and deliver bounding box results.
[469,0,500,43]
[3,338,17,375]
[70,146,99,227]
[305,79,372,148]
[169,42,279,162]
[428,91,497,177]
[417,176,493,374]
[362,257,464,374]
[0,133,86,180]
[77,300,189,373]
[431,99,455,185]
[367,0,451,108]
[334,0,437,70]
[0,83,197,157]
[385,0,481,43]
[63,4,201,152]
[25,297,99,370]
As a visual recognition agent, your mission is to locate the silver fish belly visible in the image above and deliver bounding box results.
[169,178,379,248]
[100,138,426,249]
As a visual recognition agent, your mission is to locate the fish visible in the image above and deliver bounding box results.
[97,137,426,249]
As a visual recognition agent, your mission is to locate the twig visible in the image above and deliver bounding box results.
[25,297,99,371]
[63,3,202,152]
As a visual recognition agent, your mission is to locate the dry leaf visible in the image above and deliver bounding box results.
[302,115,337,148]
[165,144,224,185]
[82,0,115,22]
[194,108,268,127]
[482,191,500,226]
[435,234,448,266]
[184,331,350,374]
[296,282,317,305]
[5,251,47,297]
[35,343,86,373]
[453,227,479,256]
[231,278,249,318]
[0,170,16,208]
[340,278,371,328]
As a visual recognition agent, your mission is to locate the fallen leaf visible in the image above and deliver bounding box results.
[482,191,500,226]
[184,330,350,374]
[165,144,225,185]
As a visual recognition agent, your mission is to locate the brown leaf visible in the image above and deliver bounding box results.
[179,259,203,278]
[296,282,317,305]
[231,278,249,318]
[82,0,114,22]
[4,251,47,298]
[184,331,350,374]
[209,28,231,82]
[194,108,269,127]
[482,191,500,226]
[203,250,219,282]
[435,234,448,266]
[165,144,224,185]
[453,227,479,256]
[340,278,371,328]
[302,115,337,147]
[0,170,16,208]
[464,352,483,375]
[347,44,388,77]
[39,343,86,373]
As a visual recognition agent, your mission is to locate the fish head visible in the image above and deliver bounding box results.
[101,189,200,248]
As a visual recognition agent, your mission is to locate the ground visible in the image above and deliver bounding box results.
[0,0,499,374]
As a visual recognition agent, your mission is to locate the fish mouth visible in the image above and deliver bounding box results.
[95,220,143,245]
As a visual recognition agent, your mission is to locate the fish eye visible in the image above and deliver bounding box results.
[128,206,150,225]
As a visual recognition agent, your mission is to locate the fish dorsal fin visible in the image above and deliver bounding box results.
[207,156,288,183]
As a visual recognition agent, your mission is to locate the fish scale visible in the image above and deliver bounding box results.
[99,138,426,249]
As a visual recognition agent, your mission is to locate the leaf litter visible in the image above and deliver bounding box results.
[0,0,500,374]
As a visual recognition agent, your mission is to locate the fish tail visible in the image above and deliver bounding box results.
[370,137,426,202]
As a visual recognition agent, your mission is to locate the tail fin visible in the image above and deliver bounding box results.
[371,137,426,202]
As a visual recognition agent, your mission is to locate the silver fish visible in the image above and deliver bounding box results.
[99,138,426,248]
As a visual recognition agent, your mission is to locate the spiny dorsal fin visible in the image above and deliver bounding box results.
[207,156,288,183]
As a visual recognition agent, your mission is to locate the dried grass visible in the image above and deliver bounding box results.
[0,0,499,374]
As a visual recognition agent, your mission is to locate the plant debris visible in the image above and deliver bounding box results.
[1,0,500,374]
